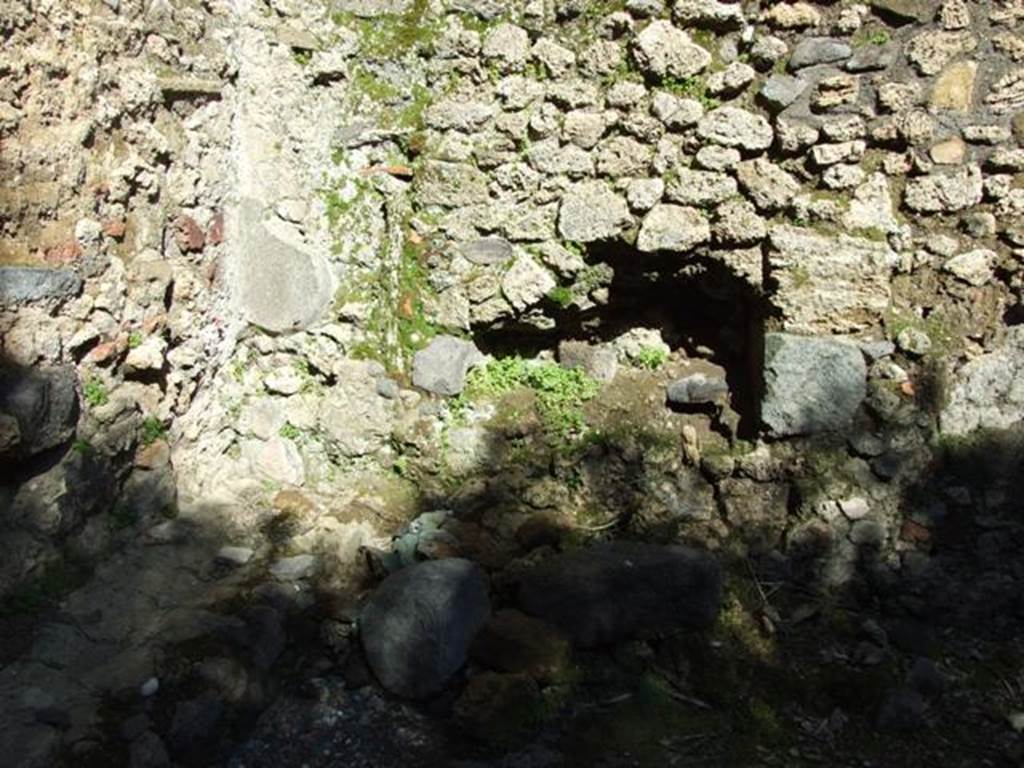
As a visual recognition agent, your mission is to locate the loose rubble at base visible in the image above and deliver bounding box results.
[2,0,1024,766]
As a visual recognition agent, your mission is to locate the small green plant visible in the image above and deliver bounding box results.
[855,27,890,47]
[662,76,719,111]
[140,416,166,446]
[292,49,312,66]
[128,331,143,349]
[83,378,109,408]
[457,357,600,438]
[72,438,94,455]
[547,285,574,308]
[279,422,302,441]
[634,346,668,370]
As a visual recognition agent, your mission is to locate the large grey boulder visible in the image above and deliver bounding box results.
[761,333,867,437]
[0,267,81,306]
[412,335,483,396]
[0,365,79,459]
[360,558,491,698]
[517,541,722,647]
[235,201,333,333]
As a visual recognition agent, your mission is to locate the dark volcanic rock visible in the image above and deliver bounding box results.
[360,558,491,699]
[516,541,722,647]
[0,267,81,305]
[0,365,79,459]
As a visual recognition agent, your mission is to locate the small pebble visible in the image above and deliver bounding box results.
[140,677,159,697]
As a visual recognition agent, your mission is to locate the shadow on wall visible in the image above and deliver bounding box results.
[2,343,1024,766]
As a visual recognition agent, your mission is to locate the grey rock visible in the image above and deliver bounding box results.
[877,687,926,732]
[846,43,898,72]
[517,541,722,647]
[0,267,81,305]
[632,20,711,80]
[906,657,945,697]
[269,554,316,581]
[412,335,484,396]
[759,74,808,112]
[559,341,618,382]
[766,225,898,334]
[332,0,411,16]
[460,238,515,266]
[216,546,254,567]
[482,23,530,72]
[903,164,983,213]
[735,158,801,212]
[870,0,932,24]
[666,373,729,406]
[360,558,491,698]
[940,326,1024,436]
[762,333,867,437]
[0,365,79,459]
[637,204,710,253]
[557,181,632,243]
[697,106,773,151]
[665,169,737,207]
[415,161,490,207]
[896,327,932,356]
[789,38,852,70]
[673,0,745,29]
[501,255,556,312]
[129,731,170,768]
[375,378,399,399]
[849,518,886,547]
[235,201,332,333]
[168,695,223,759]
[447,0,504,19]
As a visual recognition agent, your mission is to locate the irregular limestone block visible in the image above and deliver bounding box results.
[766,225,899,333]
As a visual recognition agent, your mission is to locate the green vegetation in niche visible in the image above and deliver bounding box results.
[140,416,166,445]
[333,0,439,59]
[279,422,302,441]
[453,357,600,438]
[83,378,109,408]
[346,230,441,372]
[547,285,574,308]
[854,27,891,47]
[633,346,668,370]
[662,75,720,111]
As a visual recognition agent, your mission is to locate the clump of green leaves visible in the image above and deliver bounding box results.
[547,285,574,308]
[140,416,166,445]
[633,346,668,370]
[83,378,109,408]
[854,27,890,47]
[128,331,143,349]
[661,76,720,111]
[457,357,600,437]
[279,422,302,441]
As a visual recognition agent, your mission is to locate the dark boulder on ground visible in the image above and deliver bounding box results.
[359,558,491,699]
[516,541,722,648]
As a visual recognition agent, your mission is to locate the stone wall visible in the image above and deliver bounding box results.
[2,1,1024,763]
